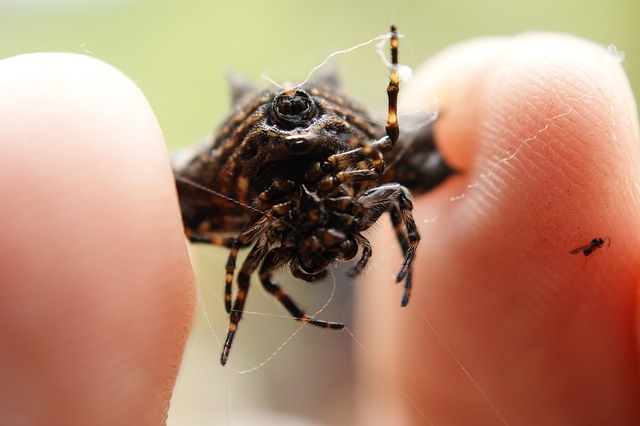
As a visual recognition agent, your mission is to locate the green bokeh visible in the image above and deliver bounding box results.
[1,0,637,150]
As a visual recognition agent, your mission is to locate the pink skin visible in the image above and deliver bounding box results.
[357,34,640,425]
[0,32,638,425]
[0,53,195,425]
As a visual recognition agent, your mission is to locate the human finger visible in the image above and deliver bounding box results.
[0,53,195,425]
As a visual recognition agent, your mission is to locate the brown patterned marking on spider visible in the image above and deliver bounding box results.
[174,25,454,365]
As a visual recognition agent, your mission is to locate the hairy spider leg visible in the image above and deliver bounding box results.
[316,25,401,193]
[327,138,385,174]
[185,228,236,247]
[183,227,253,313]
[358,183,419,306]
[390,206,411,262]
[224,216,270,313]
[389,206,416,306]
[392,195,419,304]
[221,234,271,365]
[369,24,401,157]
[259,247,344,329]
[384,25,400,146]
[318,169,381,192]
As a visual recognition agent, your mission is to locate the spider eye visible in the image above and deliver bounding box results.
[271,90,317,129]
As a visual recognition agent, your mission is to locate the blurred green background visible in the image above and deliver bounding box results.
[1,0,637,151]
[2,0,637,424]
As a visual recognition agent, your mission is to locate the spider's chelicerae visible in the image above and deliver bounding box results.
[174,26,454,365]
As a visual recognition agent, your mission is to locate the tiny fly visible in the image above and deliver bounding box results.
[569,237,611,256]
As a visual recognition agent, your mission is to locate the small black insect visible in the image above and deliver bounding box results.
[174,26,454,365]
[569,237,611,256]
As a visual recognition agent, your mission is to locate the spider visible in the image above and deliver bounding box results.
[569,237,611,256]
[174,26,454,365]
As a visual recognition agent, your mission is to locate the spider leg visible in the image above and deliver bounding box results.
[304,142,382,193]
[224,216,270,313]
[346,234,373,278]
[400,270,413,308]
[318,169,380,192]
[390,205,410,254]
[358,183,419,306]
[220,234,271,366]
[185,228,237,247]
[327,139,385,175]
[389,193,418,306]
[384,25,400,147]
[312,26,400,194]
[365,25,401,158]
[259,247,344,330]
[257,178,296,204]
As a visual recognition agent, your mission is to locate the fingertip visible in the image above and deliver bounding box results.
[359,33,640,423]
[407,32,640,277]
[0,53,195,424]
[405,33,639,175]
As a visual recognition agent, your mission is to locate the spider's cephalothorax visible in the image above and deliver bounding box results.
[174,26,454,365]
